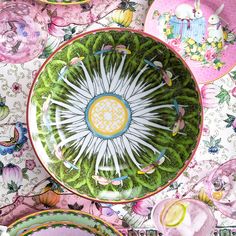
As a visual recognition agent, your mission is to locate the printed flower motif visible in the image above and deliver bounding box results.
[169,38,181,51]
[132,198,154,216]
[205,49,217,62]
[48,16,66,37]
[175,191,181,199]
[165,27,172,35]
[201,84,220,108]
[2,164,23,193]
[191,54,203,62]
[201,43,207,50]
[185,46,191,53]
[214,59,224,70]
[46,8,68,38]
[203,136,223,154]
[232,118,236,129]
[13,142,29,157]
[164,25,174,39]
[211,42,216,48]
[202,126,210,136]
[188,159,197,168]
[232,87,236,98]
[216,42,223,50]
[11,82,22,93]
[184,39,205,62]
[187,38,196,46]
[32,70,38,79]
[183,38,225,70]
[25,159,36,170]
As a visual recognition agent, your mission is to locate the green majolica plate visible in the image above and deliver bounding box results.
[28,28,202,203]
[8,209,121,236]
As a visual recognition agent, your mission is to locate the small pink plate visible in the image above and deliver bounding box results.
[144,0,236,84]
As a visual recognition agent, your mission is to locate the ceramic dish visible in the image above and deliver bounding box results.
[0,2,47,64]
[144,0,236,84]
[21,221,103,236]
[38,0,90,5]
[27,28,202,203]
[7,209,121,236]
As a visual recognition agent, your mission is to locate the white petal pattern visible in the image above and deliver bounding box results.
[52,54,176,176]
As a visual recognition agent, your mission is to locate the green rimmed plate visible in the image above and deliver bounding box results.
[8,209,121,236]
[21,221,103,236]
[27,28,202,203]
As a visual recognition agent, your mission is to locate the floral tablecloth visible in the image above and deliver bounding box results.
[0,0,236,235]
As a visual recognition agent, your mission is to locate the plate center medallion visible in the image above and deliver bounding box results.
[86,93,131,139]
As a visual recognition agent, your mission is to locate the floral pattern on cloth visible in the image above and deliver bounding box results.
[0,0,236,235]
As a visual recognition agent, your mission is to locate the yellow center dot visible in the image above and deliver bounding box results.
[88,95,129,137]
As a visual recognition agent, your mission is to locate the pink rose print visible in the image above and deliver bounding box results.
[48,16,67,37]
[205,49,217,62]
[11,82,22,94]
[25,159,36,170]
[232,87,236,98]
[169,38,182,51]
[188,159,197,168]
[203,126,210,136]
[201,84,220,108]
[132,198,154,216]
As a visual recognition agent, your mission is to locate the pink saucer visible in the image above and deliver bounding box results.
[144,0,236,84]
[0,2,48,64]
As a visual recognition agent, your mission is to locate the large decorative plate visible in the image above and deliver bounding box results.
[27,28,202,203]
[7,209,121,236]
[144,0,236,84]
[21,221,103,236]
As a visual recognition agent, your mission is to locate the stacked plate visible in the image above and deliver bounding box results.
[7,209,121,236]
